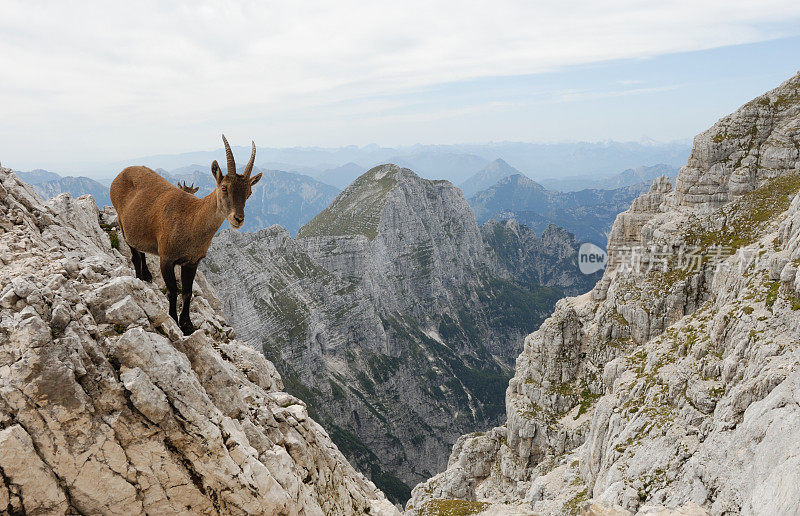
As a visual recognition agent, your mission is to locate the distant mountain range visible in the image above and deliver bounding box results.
[386,152,489,183]
[313,162,367,189]
[17,170,112,208]
[91,140,689,185]
[16,169,61,184]
[539,163,679,191]
[468,174,651,246]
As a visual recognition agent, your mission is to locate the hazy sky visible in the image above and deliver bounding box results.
[2,0,800,172]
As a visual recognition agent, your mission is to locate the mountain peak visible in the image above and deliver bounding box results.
[496,173,543,190]
[487,157,514,169]
[299,163,462,240]
[459,158,524,197]
[298,164,406,240]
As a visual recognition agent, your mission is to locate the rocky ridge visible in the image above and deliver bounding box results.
[407,72,800,515]
[0,167,398,515]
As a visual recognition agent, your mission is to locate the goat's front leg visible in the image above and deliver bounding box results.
[179,263,197,336]
[160,259,178,324]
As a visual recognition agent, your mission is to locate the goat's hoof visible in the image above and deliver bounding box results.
[180,321,195,336]
[141,270,153,282]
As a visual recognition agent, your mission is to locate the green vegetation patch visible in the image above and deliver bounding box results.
[652,172,800,288]
[766,281,780,310]
[477,276,563,335]
[575,387,602,419]
[366,353,403,383]
[563,488,589,515]
[419,499,490,516]
[100,222,120,250]
[685,172,800,251]
[328,425,411,504]
[297,166,398,240]
[108,230,120,250]
[328,379,346,400]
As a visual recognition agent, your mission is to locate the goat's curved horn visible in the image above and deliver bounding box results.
[244,141,256,178]
[221,134,236,175]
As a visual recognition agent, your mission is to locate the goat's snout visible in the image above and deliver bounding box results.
[234,215,244,224]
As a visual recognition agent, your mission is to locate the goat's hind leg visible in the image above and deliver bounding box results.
[138,252,153,282]
[129,246,153,282]
[129,244,143,278]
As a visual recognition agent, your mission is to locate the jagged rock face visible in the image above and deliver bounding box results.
[299,165,495,325]
[482,219,602,297]
[408,73,800,516]
[0,168,398,515]
[675,73,800,211]
[203,165,575,503]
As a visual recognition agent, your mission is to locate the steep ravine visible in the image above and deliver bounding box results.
[202,165,591,503]
[0,167,399,515]
[408,72,800,515]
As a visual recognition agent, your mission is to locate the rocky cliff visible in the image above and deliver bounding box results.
[407,72,800,515]
[0,167,398,515]
[296,165,559,352]
[203,165,586,503]
[482,219,601,297]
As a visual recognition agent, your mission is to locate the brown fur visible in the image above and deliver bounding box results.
[112,166,223,262]
[110,135,262,334]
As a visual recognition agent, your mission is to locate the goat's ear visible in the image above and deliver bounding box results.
[250,172,262,186]
[211,160,224,185]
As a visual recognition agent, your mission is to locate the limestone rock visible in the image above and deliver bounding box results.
[0,166,399,515]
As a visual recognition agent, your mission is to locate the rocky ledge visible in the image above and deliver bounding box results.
[0,167,398,515]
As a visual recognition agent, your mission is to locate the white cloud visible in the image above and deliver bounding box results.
[0,0,799,168]
[553,84,683,102]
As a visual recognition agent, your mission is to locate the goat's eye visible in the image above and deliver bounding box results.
[221,186,227,192]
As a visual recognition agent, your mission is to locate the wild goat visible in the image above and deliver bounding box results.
[177,181,199,194]
[110,135,262,335]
